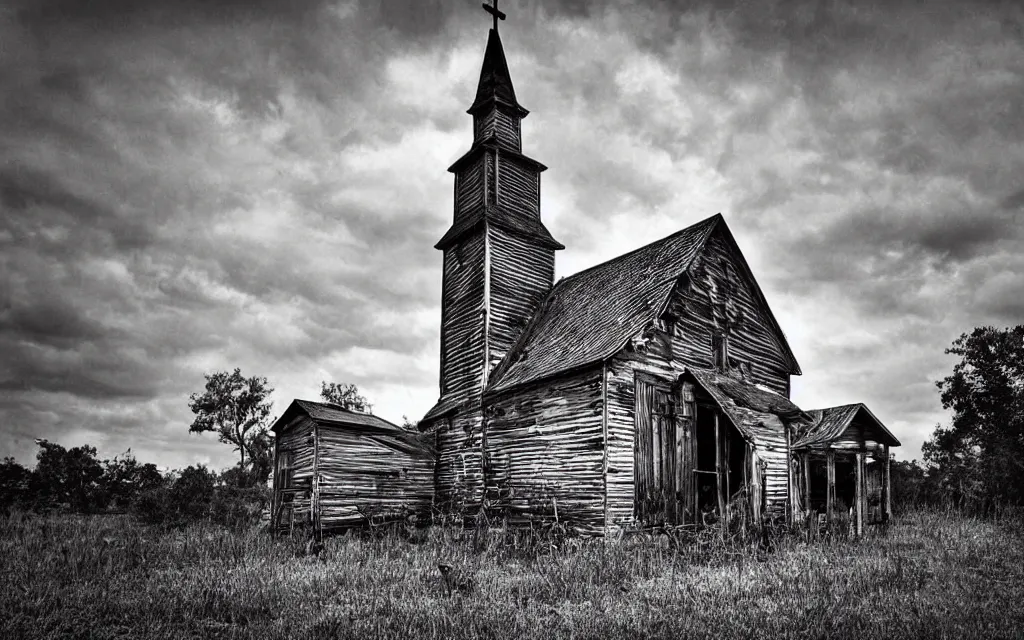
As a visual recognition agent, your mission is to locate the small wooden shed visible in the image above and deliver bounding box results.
[792,403,901,534]
[270,399,435,535]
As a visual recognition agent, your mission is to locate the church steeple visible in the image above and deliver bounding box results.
[429,10,563,409]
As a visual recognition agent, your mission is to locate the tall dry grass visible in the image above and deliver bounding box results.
[1,508,1022,639]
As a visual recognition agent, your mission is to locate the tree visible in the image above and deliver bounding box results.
[101,450,164,510]
[32,439,106,512]
[925,326,1024,508]
[0,457,33,511]
[188,368,274,469]
[320,381,372,413]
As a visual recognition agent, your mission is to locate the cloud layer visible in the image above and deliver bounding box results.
[1,0,1022,468]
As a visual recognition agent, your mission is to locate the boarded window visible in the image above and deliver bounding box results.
[712,334,728,371]
[277,450,295,489]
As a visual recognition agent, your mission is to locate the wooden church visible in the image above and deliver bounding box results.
[271,7,900,537]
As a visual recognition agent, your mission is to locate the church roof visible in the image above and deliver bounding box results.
[793,403,901,448]
[485,214,801,396]
[469,28,526,116]
[485,215,720,394]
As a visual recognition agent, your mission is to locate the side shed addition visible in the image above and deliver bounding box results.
[270,399,435,535]
[792,403,901,534]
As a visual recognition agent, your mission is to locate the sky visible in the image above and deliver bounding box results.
[1,0,1022,470]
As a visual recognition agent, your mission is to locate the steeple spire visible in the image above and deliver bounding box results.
[469,16,526,118]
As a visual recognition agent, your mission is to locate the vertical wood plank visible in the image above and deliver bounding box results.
[676,413,685,524]
[714,412,725,523]
[785,424,793,527]
[602,362,609,537]
[798,454,806,514]
[855,452,864,536]
[271,438,281,537]
[312,422,321,539]
[826,450,835,522]
[884,444,892,523]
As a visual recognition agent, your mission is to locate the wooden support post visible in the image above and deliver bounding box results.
[884,444,892,523]
[714,412,725,525]
[826,450,835,523]
[855,452,864,537]
[803,453,811,517]
[312,423,321,541]
[784,425,793,527]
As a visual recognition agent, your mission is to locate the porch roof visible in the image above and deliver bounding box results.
[793,403,901,449]
[682,367,811,450]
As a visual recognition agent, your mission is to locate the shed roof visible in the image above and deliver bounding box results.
[793,403,901,449]
[683,367,810,449]
[272,399,434,456]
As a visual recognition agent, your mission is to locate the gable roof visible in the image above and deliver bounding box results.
[794,403,901,449]
[485,214,800,396]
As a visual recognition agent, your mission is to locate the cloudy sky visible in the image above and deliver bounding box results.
[1,0,1021,470]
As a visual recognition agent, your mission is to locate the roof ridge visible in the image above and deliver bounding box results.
[556,213,722,286]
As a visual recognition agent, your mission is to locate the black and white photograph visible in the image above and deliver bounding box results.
[1,0,1023,637]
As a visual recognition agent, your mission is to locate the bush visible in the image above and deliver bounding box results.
[130,465,268,529]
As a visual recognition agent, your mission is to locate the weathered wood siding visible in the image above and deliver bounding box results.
[272,418,316,533]
[316,425,434,529]
[484,367,606,534]
[660,227,794,396]
[440,232,486,397]
[474,108,522,151]
[829,418,889,453]
[487,226,554,374]
[497,155,539,220]
[455,153,486,221]
[433,412,485,514]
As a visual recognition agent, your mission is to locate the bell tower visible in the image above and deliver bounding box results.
[429,6,563,418]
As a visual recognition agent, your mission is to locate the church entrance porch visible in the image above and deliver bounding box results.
[633,372,745,528]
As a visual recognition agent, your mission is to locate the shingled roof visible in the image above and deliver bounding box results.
[273,399,433,456]
[793,403,901,449]
[486,214,727,395]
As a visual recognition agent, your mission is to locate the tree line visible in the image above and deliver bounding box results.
[0,376,387,526]
[1,326,1021,522]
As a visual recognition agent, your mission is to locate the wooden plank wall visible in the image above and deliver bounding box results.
[604,227,801,528]
[484,368,606,535]
[272,418,316,533]
[474,108,521,151]
[440,233,486,397]
[497,155,540,220]
[433,412,485,515]
[316,426,434,529]
[662,228,793,396]
[487,226,555,375]
[455,153,485,221]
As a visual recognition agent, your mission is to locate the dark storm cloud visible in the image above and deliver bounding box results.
[1,0,1021,468]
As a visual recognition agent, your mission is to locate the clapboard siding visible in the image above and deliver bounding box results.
[660,228,792,396]
[455,153,486,220]
[433,412,485,514]
[498,155,539,220]
[488,226,555,375]
[484,367,606,534]
[474,107,522,151]
[441,232,486,397]
[316,425,434,529]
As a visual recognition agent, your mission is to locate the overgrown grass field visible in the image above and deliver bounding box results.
[2,510,1022,639]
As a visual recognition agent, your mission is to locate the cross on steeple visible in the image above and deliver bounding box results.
[482,0,506,31]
